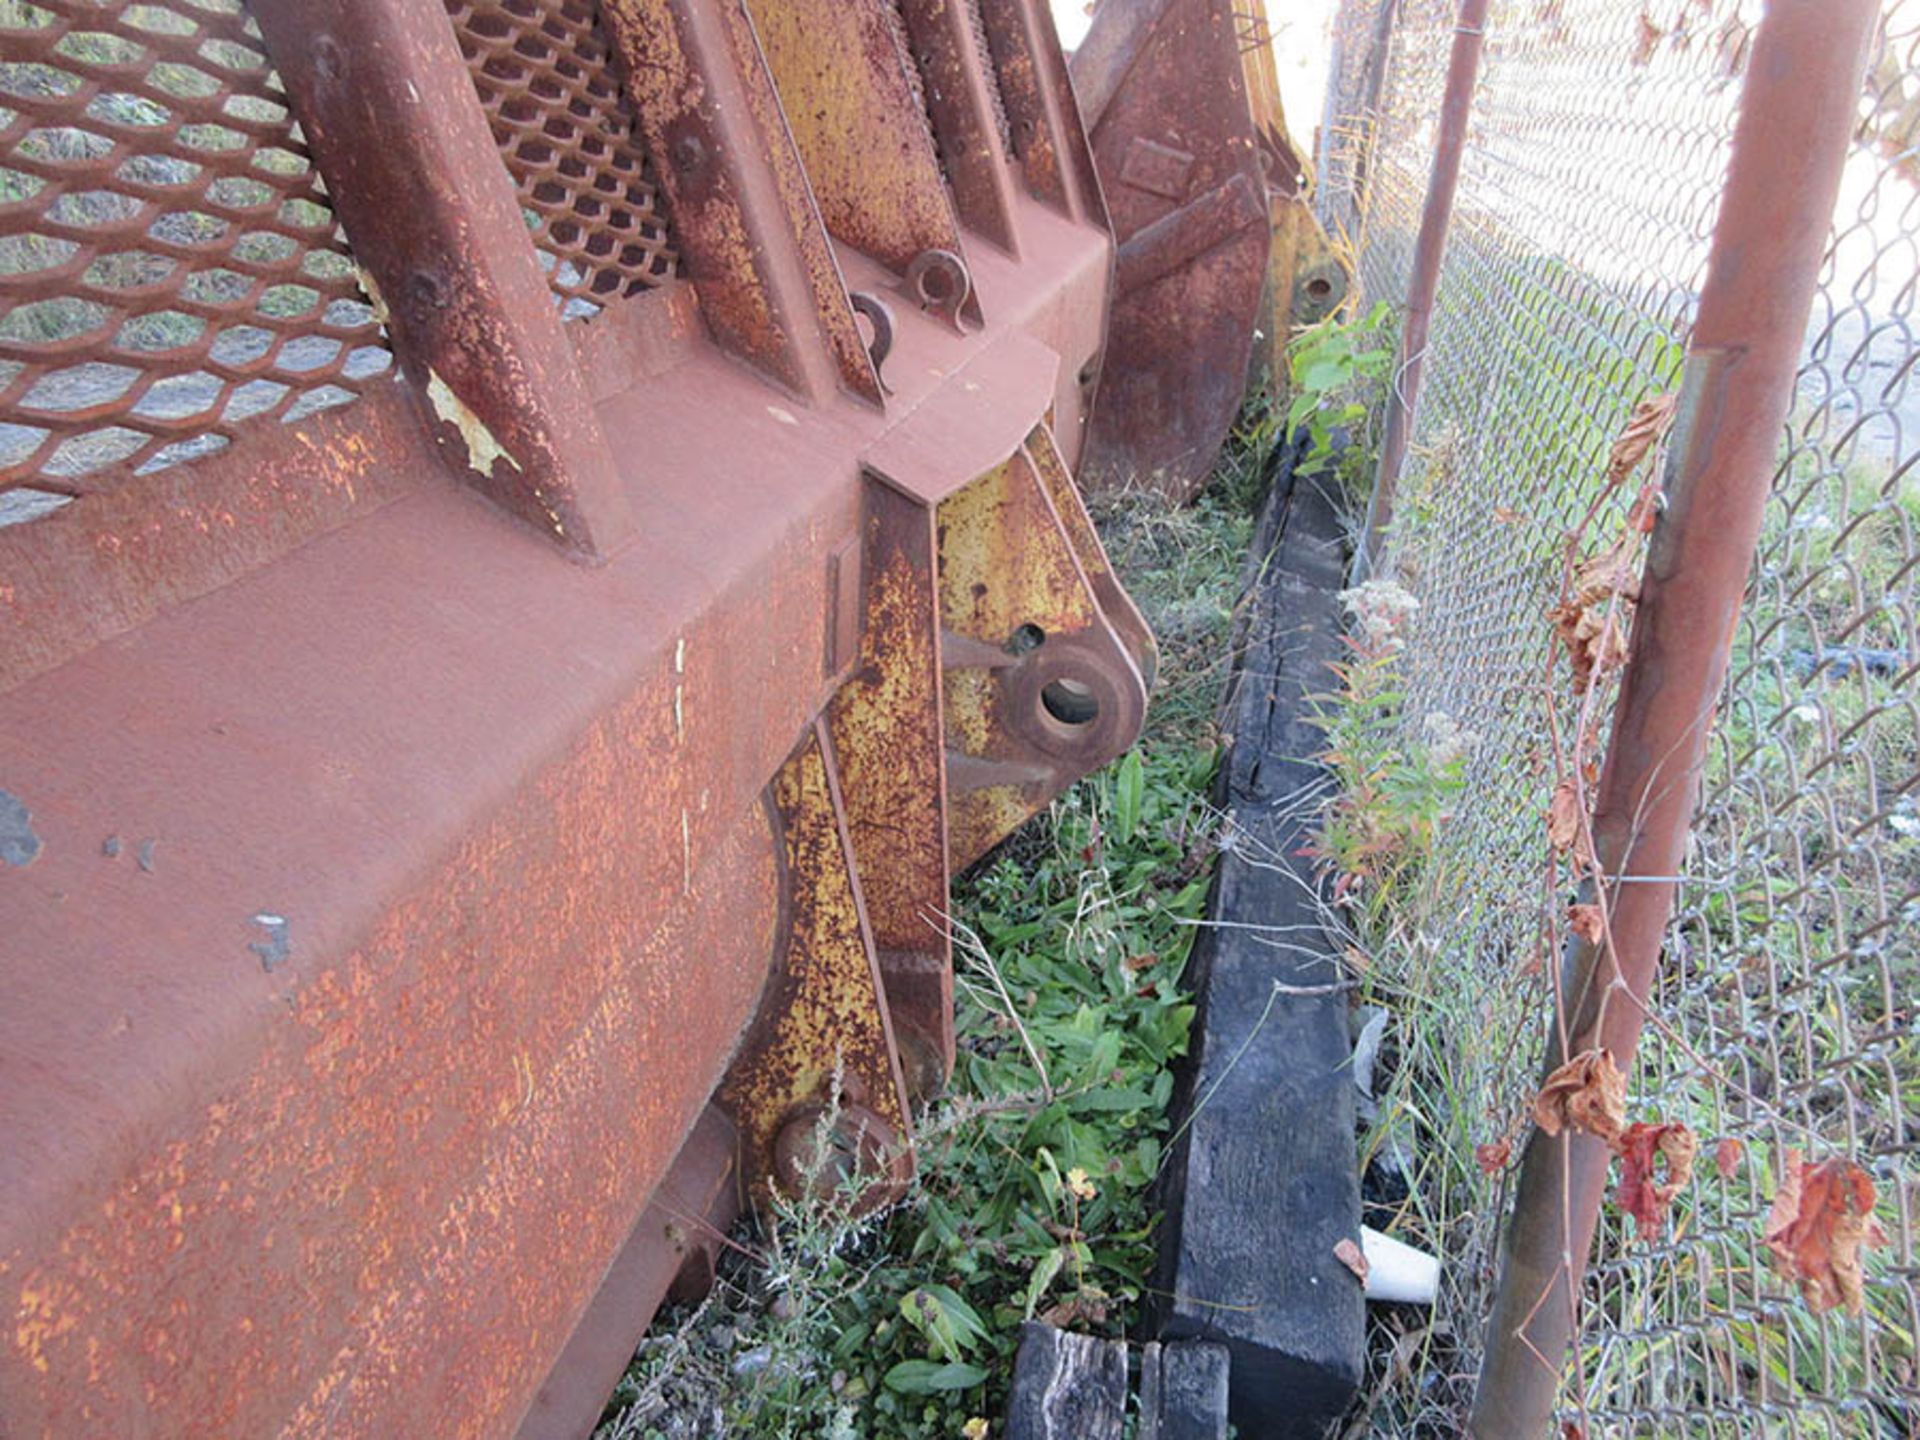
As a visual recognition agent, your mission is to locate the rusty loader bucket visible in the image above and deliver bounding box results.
[1072,0,1349,501]
[0,1,1157,1434]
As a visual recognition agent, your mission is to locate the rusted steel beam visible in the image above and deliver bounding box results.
[249,0,636,559]
[976,0,1108,227]
[0,241,1127,1429]
[827,480,957,1099]
[895,0,1025,254]
[515,1107,741,1440]
[1470,2,1879,1431]
[0,382,431,693]
[752,0,968,284]
[599,0,882,407]
[859,325,1148,870]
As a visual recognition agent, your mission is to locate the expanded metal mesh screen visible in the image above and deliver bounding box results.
[446,0,680,320]
[0,0,393,516]
[1323,0,1919,1431]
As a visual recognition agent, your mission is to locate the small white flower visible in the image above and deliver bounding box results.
[1339,580,1421,649]
[1420,711,1475,767]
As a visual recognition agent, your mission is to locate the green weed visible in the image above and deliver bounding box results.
[1284,300,1397,494]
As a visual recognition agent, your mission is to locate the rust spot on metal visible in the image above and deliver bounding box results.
[936,435,1150,867]
[893,0,1023,252]
[752,0,965,279]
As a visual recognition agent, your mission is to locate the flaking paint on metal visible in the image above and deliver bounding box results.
[0,789,42,867]
[4,762,780,1436]
[718,724,911,1195]
[753,0,965,277]
[720,1,885,404]
[426,368,523,482]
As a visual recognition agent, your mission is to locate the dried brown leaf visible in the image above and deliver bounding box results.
[1333,1237,1369,1283]
[1475,1139,1512,1176]
[1547,779,1582,854]
[1765,1149,1889,1316]
[1568,902,1606,944]
[1614,1121,1697,1239]
[1573,530,1642,608]
[1533,1048,1626,1146]
[1040,1294,1110,1328]
[1552,531,1642,692]
[1607,391,1677,485]
[1631,12,1665,66]
[1715,1137,1743,1180]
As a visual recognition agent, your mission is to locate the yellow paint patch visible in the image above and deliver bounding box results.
[427,370,521,480]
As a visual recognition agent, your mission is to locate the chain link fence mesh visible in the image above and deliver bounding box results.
[1320,0,1919,1431]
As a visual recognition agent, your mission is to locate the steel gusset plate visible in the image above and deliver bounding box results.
[937,425,1152,870]
[717,720,915,1212]
[827,481,957,1102]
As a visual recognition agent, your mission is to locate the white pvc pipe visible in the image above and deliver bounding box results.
[1361,1226,1440,1305]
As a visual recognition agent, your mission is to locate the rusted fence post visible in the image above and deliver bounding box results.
[1356,0,1485,578]
[1467,2,1878,1433]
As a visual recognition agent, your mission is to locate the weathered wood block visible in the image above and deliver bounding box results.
[1005,1321,1127,1440]
[1139,1339,1231,1440]
[1147,465,1365,1436]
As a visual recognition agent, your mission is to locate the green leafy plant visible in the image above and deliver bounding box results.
[1285,301,1398,488]
[1307,580,1467,930]
[597,741,1223,1440]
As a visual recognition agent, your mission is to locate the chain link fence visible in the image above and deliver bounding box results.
[1320,0,1919,1431]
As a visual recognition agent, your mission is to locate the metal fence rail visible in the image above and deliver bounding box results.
[1323,0,1919,1431]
